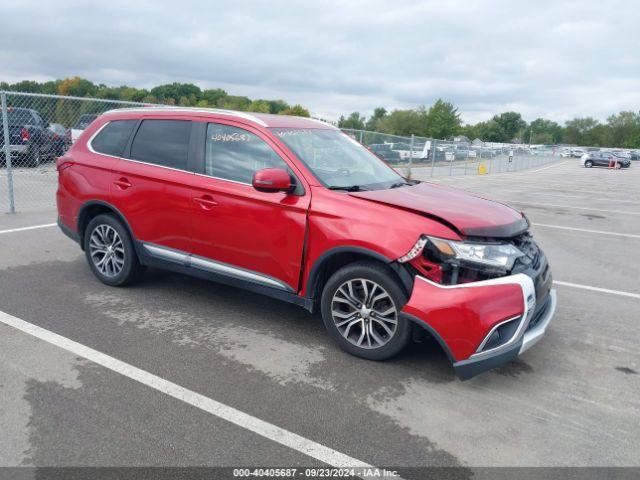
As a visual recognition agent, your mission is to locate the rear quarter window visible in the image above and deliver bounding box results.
[90,120,137,157]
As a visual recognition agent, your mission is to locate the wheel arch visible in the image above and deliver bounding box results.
[304,246,414,309]
[77,200,136,251]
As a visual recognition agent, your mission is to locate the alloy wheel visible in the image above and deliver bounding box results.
[89,224,125,277]
[331,278,398,349]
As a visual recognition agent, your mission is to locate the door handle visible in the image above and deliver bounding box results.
[113,177,132,190]
[193,195,218,209]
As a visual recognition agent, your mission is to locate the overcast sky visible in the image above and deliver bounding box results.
[1,0,639,124]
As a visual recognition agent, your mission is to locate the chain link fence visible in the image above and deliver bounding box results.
[1,91,574,214]
[1,91,149,213]
[340,128,563,180]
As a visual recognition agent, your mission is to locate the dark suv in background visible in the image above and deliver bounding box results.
[0,107,55,167]
[582,151,631,168]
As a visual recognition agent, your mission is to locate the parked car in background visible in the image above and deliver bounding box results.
[389,142,421,160]
[56,107,556,380]
[71,114,99,142]
[628,151,640,160]
[570,148,585,157]
[369,143,402,163]
[453,147,476,159]
[0,107,54,167]
[48,123,72,157]
[581,151,631,168]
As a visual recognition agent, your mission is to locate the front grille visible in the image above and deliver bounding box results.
[510,232,541,270]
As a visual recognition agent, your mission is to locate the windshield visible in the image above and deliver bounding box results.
[270,128,403,190]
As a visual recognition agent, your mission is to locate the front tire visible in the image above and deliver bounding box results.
[84,214,142,286]
[320,261,411,360]
[585,160,593,168]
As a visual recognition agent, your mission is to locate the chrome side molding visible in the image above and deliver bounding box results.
[142,243,293,292]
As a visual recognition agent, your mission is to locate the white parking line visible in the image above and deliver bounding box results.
[462,188,640,205]
[0,223,57,235]
[501,200,640,216]
[532,223,640,239]
[0,310,381,477]
[525,161,570,173]
[555,281,640,300]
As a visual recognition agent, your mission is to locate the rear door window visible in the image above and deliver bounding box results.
[91,120,137,157]
[130,119,191,170]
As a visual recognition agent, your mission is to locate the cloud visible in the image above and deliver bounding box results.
[1,0,638,123]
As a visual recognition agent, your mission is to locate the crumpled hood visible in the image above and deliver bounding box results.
[349,182,528,238]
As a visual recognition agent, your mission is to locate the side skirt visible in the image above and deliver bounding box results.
[137,242,314,312]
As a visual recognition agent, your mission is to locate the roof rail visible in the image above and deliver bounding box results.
[101,106,269,127]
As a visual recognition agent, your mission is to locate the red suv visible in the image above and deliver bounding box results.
[56,108,556,379]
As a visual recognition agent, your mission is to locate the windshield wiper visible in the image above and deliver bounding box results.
[328,185,368,192]
[389,181,411,189]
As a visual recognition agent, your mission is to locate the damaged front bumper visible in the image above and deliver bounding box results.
[400,273,557,380]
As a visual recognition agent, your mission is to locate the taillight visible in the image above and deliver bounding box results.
[21,128,30,142]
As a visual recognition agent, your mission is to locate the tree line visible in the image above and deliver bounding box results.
[2,78,638,148]
[339,100,640,148]
[0,77,310,118]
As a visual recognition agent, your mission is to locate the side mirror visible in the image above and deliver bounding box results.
[252,168,293,193]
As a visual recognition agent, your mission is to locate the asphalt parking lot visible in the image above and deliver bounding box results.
[0,159,639,475]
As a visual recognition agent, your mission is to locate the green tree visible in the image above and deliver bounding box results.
[202,88,227,105]
[365,107,388,131]
[266,99,289,114]
[624,131,640,148]
[524,118,563,144]
[278,104,310,117]
[247,100,271,113]
[338,112,365,129]
[57,77,97,97]
[217,95,251,111]
[423,99,461,138]
[563,117,600,145]
[607,111,640,147]
[150,83,202,104]
[376,109,422,136]
[492,112,526,142]
[477,120,506,142]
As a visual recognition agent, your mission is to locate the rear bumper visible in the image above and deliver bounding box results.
[401,273,557,380]
[57,217,80,244]
[0,144,28,156]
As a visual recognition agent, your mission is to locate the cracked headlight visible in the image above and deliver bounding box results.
[428,236,524,270]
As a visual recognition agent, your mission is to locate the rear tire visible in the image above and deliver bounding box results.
[584,160,593,168]
[320,261,411,360]
[84,214,142,286]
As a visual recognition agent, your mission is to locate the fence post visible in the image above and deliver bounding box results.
[1,92,16,214]
[448,147,454,176]
[407,134,414,179]
[359,130,364,144]
[430,139,437,177]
